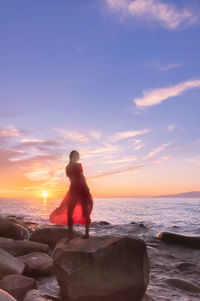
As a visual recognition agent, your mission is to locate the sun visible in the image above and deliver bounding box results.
[42,191,48,198]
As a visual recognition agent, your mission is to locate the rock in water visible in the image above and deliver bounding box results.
[18,252,54,277]
[23,289,61,301]
[0,218,29,240]
[0,274,37,301]
[157,232,200,249]
[0,248,25,279]
[53,236,150,301]
[99,221,110,225]
[0,289,18,301]
[166,278,200,293]
[0,240,49,256]
[30,226,80,249]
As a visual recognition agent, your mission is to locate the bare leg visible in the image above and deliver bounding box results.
[67,202,75,241]
[68,225,74,241]
[82,224,90,239]
[81,202,91,239]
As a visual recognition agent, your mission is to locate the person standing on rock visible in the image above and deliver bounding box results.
[49,150,93,239]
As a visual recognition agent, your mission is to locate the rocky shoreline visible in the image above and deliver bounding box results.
[0,215,199,301]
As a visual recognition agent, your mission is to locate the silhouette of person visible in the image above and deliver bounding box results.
[49,150,93,239]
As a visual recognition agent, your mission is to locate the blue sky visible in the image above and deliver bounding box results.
[0,0,200,197]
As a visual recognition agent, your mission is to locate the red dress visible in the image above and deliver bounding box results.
[49,163,93,226]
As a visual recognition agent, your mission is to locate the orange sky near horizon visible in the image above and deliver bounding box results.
[1,149,199,199]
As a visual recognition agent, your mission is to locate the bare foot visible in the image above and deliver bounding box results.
[81,234,90,239]
[67,227,74,242]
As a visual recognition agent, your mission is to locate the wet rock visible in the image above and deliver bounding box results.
[147,243,159,249]
[143,294,155,301]
[54,236,150,301]
[99,221,110,225]
[23,289,61,301]
[18,252,54,277]
[166,278,200,292]
[0,237,14,243]
[139,223,147,228]
[7,216,23,219]
[7,217,39,233]
[147,246,158,256]
[0,274,37,301]
[90,222,99,227]
[0,240,49,256]
[90,221,110,227]
[30,226,81,249]
[157,232,200,249]
[0,289,17,301]
[0,248,25,279]
[22,222,39,234]
[130,222,147,229]
[36,274,60,297]
[175,262,195,272]
[0,218,29,240]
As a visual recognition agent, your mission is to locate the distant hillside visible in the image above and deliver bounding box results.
[156,191,200,198]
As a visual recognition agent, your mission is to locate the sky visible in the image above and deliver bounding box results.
[0,0,200,199]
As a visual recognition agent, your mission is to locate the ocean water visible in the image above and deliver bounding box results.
[0,197,199,235]
[0,197,200,301]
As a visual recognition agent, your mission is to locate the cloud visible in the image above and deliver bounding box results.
[25,170,50,181]
[187,157,200,165]
[168,124,176,132]
[104,155,138,164]
[158,63,183,71]
[81,145,121,158]
[112,129,150,141]
[134,143,144,150]
[147,60,184,71]
[132,139,144,150]
[18,138,61,150]
[90,163,145,178]
[106,0,196,30]
[134,79,200,107]
[153,154,173,164]
[56,129,88,143]
[89,130,101,139]
[0,126,23,138]
[134,139,142,144]
[147,142,171,158]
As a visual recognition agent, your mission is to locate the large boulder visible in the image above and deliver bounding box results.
[30,226,81,249]
[0,248,25,279]
[0,218,29,240]
[18,252,54,277]
[0,274,37,301]
[53,236,150,301]
[157,232,200,249]
[0,240,49,256]
[5,216,39,233]
[0,237,14,243]
[23,289,61,301]
[0,289,17,301]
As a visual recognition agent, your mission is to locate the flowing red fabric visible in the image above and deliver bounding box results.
[49,163,93,226]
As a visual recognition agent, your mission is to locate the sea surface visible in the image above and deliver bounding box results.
[0,197,200,300]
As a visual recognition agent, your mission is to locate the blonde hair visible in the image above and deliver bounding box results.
[69,150,80,163]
